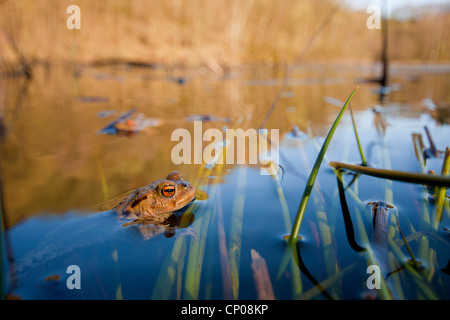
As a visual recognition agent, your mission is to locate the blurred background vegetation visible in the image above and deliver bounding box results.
[0,0,449,69]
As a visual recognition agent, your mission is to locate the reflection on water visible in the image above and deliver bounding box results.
[7,204,200,299]
[1,63,449,299]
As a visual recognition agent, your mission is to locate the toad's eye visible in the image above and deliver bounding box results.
[161,185,176,197]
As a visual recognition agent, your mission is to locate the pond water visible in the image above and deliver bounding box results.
[0,63,449,299]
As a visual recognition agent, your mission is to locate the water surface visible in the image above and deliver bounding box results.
[1,63,449,299]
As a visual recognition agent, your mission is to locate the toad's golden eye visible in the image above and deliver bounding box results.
[161,185,176,197]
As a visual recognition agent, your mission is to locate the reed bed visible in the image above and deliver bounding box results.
[102,87,449,300]
[145,85,449,300]
[0,0,449,70]
[303,99,449,299]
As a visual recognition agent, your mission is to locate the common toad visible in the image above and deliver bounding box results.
[114,171,196,221]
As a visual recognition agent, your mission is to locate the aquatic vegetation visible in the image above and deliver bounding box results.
[322,123,450,300]
[288,86,359,244]
[329,162,450,188]
[1,63,449,300]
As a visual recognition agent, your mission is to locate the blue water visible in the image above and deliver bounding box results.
[1,64,449,299]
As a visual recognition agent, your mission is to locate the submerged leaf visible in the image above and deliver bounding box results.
[250,249,275,300]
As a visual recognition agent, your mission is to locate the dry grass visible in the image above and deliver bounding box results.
[0,0,449,68]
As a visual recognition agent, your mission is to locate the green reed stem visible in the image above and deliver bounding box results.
[288,86,359,244]
[329,162,450,188]
[270,169,302,297]
[271,172,292,233]
[433,147,450,228]
[276,87,358,298]
[349,106,367,166]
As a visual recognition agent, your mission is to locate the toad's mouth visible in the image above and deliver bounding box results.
[178,195,196,207]
[163,193,196,214]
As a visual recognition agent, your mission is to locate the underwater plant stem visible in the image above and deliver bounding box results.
[216,187,234,299]
[424,126,439,158]
[295,260,357,300]
[251,249,275,300]
[388,237,440,299]
[412,134,426,172]
[353,208,393,300]
[228,166,247,299]
[288,86,359,245]
[151,236,187,299]
[397,220,419,268]
[183,205,213,299]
